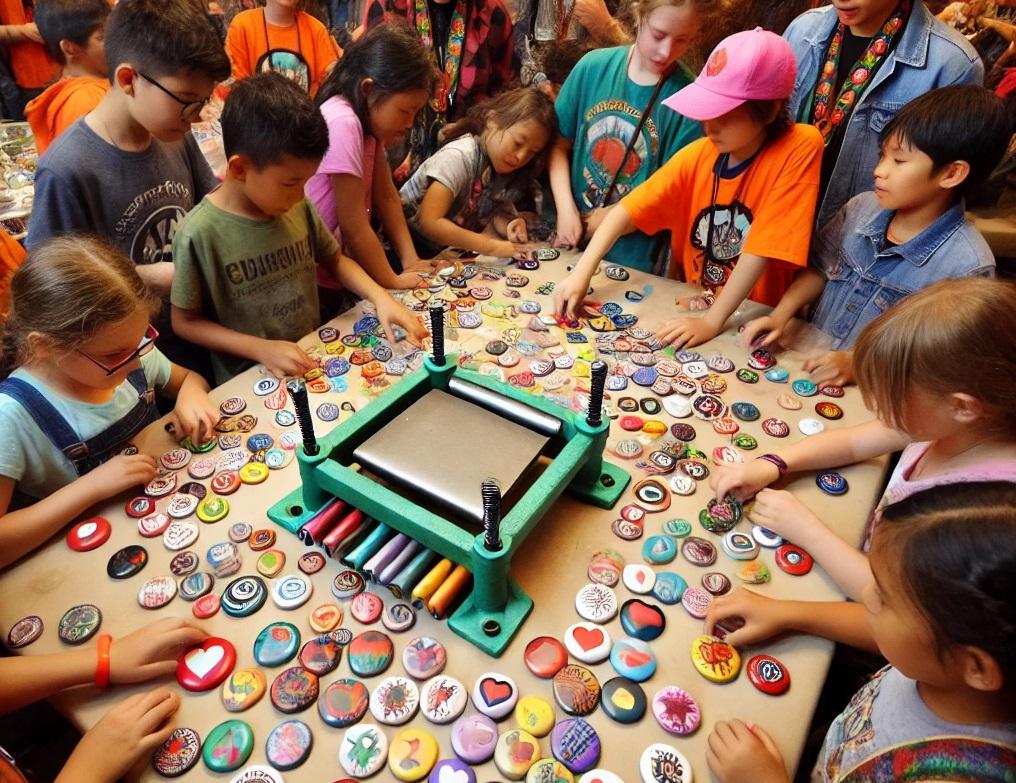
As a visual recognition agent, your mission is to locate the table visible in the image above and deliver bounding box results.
[0,256,888,782]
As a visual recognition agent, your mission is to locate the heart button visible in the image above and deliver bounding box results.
[176,637,236,692]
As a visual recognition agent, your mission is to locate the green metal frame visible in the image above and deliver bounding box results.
[267,355,630,656]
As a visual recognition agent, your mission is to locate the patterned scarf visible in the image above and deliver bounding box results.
[414,0,467,112]
[810,0,911,143]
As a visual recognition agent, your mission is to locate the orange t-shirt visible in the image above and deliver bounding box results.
[623,123,823,307]
[225,8,340,97]
[24,76,109,154]
[0,226,26,315]
[0,0,58,89]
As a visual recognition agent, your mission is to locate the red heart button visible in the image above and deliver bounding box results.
[480,677,513,706]
[176,637,236,692]
[572,626,604,651]
[628,600,663,628]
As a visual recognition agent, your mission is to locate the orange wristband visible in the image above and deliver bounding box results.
[95,634,112,688]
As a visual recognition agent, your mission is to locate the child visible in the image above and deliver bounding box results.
[171,72,427,384]
[0,0,58,120]
[25,0,231,299]
[548,0,708,268]
[0,618,207,783]
[225,0,340,97]
[740,85,1010,387]
[784,0,983,228]
[26,0,110,155]
[554,28,824,351]
[710,277,1016,603]
[400,86,555,258]
[0,236,219,568]
[705,482,1016,782]
[307,23,439,291]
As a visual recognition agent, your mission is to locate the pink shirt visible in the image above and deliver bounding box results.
[306,95,377,288]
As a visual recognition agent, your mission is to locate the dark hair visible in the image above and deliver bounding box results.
[221,72,329,169]
[881,85,1012,196]
[34,0,110,65]
[443,86,557,143]
[103,0,230,83]
[745,99,793,142]
[876,482,1016,683]
[316,22,437,131]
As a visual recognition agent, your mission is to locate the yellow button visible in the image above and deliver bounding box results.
[239,462,269,485]
[196,495,229,523]
[526,760,574,783]
[690,634,741,683]
[642,420,668,436]
[388,727,438,781]
[514,695,555,738]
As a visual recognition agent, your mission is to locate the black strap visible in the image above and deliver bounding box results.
[599,62,674,208]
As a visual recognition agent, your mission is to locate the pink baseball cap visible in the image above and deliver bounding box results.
[662,27,797,121]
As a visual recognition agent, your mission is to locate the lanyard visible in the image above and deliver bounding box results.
[261,9,304,63]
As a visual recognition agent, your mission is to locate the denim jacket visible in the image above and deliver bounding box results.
[810,192,995,349]
[785,3,983,227]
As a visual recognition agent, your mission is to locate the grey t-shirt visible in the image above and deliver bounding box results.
[26,118,218,264]
[814,666,1016,782]
[400,134,490,233]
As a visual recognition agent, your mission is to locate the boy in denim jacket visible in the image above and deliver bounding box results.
[741,86,1010,386]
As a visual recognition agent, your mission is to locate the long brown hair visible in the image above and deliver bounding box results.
[853,277,1016,438]
[2,236,157,375]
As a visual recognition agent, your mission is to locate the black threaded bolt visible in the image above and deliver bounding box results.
[481,478,502,552]
[586,360,607,427]
[429,301,445,366]
[286,378,320,456]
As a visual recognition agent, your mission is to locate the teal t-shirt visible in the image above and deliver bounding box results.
[555,45,702,271]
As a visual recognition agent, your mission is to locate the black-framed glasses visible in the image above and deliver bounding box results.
[137,71,209,121]
[76,324,159,376]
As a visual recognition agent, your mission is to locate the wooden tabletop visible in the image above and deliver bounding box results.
[0,255,887,782]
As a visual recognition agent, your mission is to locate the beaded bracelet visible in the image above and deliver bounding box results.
[756,453,788,476]
[95,634,112,688]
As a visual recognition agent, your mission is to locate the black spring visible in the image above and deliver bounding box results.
[587,360,607,427]
[481,478,502,552]
[285,378,320,456]
[429,301,445,366]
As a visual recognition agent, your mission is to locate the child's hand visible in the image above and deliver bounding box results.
[170,384,219,446]
[401,257,440,276]
[710,459,781,503]
[391,270,430,289]
[56,688,181,783]
[506,218,529,243]
[748,489,824,545]
[655,316,720,349]
[87,454,158,501]
[375,295,427,346]
[111,618,208,684]
[703,588,789,647]
[707,719,788,783]
[553,272,592,320]
[486,239,520,259]
[255,339,317,379]
[804,349,854,387]
[741,316,782,350]
[554,207,584,249]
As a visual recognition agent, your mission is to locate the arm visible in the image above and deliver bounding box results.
[656,253,769,349]
[158,362,219,445]
[224,22,252,81]
[372,153,433,276]
[0,23,43,44]
[331,173,421,288]
[415,182,516,257]
[170,305,315,379]
[710,418,911,502]
[549,135,584,248]
[571,0,629,45]
[741,266,826,348]
[0,457,157,569]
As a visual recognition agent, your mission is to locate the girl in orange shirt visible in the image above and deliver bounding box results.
[225,0,340,96]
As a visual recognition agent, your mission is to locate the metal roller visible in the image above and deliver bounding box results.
[447,376,562,437]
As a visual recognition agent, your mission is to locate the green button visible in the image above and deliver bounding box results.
[202,719,253,772]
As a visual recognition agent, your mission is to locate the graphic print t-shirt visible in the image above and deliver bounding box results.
[26,118,218,265]
[555,45,701,271]
[170,197,340,383]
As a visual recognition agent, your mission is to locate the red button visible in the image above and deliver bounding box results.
[192,593,220,619]
[619,415,644,431]
[775,544,813,576]
[524,636,567,678]
[66,516,111,552]
[747,654,791,695]
[176,637,236,691]
[124,496,155,518]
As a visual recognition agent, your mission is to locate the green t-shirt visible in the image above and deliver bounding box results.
[555,45,702,271]
[171,196,339,383]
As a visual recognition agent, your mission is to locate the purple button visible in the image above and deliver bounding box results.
[450,712,497,764]
[550,717,601,773]
[429,758,476,783]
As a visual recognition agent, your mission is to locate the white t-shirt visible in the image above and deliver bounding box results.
[0,348,172,498]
